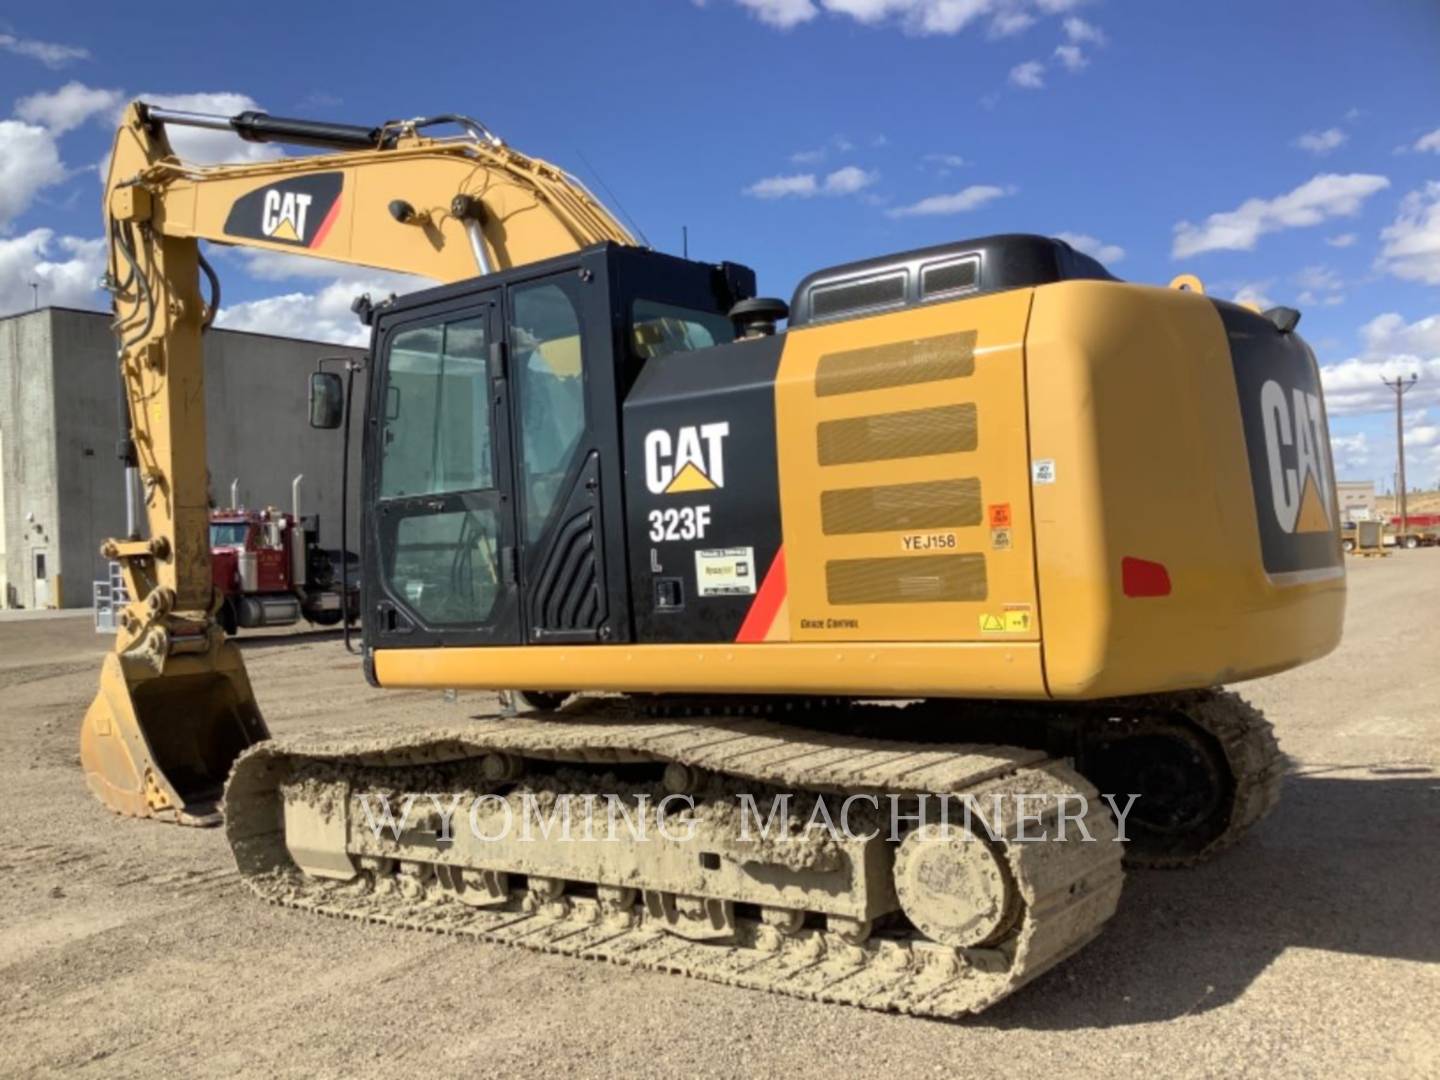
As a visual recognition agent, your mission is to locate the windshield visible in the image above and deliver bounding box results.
[210,522,249,547]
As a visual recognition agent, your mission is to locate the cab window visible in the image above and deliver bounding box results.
[379,317,493,499]
[631,300,735,361]
[511,281,587,541]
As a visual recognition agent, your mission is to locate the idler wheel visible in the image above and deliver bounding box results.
[892,824,1021,948]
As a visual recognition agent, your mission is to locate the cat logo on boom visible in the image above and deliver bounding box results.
[222,173,343,250]
[262,190,313,242]
[1260,379,1333,535]
[645,422,729,494]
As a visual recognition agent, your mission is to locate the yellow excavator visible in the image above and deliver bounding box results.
[82,101,1345,1018]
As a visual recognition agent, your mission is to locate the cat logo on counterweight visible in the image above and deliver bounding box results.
[1260,379,1332,535]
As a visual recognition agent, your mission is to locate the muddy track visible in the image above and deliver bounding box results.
[224,709,1126,1019]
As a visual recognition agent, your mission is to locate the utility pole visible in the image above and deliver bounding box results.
[1382,373,1419,542]
[30,281,39,310]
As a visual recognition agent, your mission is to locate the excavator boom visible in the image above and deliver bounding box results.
[82,101,633,823]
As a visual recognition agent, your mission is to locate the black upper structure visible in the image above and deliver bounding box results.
[788,234,1119,329]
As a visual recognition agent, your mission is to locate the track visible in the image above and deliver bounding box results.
[224,705,1126,1019]
[1076,690,1285,869]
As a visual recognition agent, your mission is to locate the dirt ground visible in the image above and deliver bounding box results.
[2,556,1437,1079]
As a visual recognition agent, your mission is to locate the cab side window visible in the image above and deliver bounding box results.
[510,281,586,541]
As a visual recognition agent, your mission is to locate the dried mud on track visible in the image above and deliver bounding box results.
[2,558,1438,1078]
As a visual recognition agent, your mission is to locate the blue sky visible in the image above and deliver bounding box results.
[2,0,1438,488]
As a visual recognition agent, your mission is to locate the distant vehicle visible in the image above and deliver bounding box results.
[1385,514,1440,549]
[209,480,358,633]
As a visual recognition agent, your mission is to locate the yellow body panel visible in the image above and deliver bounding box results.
[375,278,1345,702]
[774,290,1039,645]
[1026,282,1345,698]
[375,641,1045,698]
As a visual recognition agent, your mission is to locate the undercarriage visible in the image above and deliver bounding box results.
[223,690,1281,1018]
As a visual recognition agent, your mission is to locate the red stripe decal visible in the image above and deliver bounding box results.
[308,195,342,249]
[735,547,786,643]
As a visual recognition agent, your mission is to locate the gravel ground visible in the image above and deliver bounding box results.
[2,555,1437,1078]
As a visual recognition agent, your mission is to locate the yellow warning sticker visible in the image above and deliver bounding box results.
[1004,609,1031,632]
[979,614,1005,633]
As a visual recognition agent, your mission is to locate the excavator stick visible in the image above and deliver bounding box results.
[84,100,633,826]
[82,637,268,826]
[83,104,278,825]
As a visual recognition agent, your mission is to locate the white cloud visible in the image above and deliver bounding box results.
[722,0,1091,38]
[1293,128,1347,155]
[0,120,67,228]
[735,0,819,28]
[0,228,105,315]
[744,173,819,198]
[15,81,123,134]
[1319,312,1440,417]
[1326,232,1357,248]
[225,249,437,294]
[1413,129,1440,154]
[923,153,967,173]
[214,278,403,346]
[788,133,864,165]
[1377,182,1440,285]
[1171,173,1390,258]
[1321,356,1440,417]
[1062,16,1105,43]
[1055,231,1124,263]
[132,92,283,165]
[1009,60,1046,89]
[1232,281,1276,311]
[822,165,877,194]
[0,32,87,68]
[886,183,1011,218]
[742,165,876,199]
[1053,44,1087,71]
[989,10,1035,37]
[1294,264,1344,307]
[1330,431,1371,477]
[1361,311,1440,357]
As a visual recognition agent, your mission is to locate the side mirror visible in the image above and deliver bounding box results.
[309,371,344,429]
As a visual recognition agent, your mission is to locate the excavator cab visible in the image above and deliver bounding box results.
[358,244,755,655]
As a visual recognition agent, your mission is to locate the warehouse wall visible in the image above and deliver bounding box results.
[1,307,364,608]
[0,311,63,609]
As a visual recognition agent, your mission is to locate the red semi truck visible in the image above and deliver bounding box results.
[208,478,357,634]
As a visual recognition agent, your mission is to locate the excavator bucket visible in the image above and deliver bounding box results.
[80,639,269,826]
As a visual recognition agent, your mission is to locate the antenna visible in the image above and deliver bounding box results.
[683,225,688,259]
[574,148,651,249]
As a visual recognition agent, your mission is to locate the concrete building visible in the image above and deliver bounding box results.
[0,307,362,609]
[1336,479,1376,522]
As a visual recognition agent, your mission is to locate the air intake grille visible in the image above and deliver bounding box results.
[826,553,987,605]
[821,478,982,535]
[817,403,978,465]
[815,330,976,398]
[810,272,906,321]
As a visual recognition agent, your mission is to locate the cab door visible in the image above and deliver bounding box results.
[365,291,521,646]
